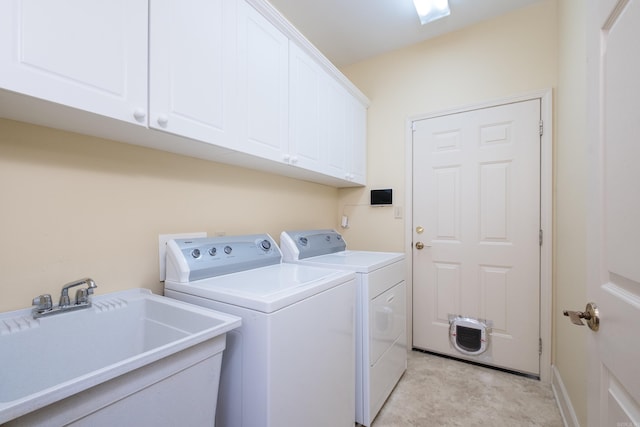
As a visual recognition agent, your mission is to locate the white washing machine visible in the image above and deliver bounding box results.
[280,229,407,426]
[163,234,356,427]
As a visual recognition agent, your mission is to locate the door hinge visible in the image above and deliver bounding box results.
[539,338,543,355]
[539,229,543,246]
[411,122,417,132]
[539,120,544,136]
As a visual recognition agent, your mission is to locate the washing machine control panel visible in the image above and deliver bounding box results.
[282,229,346,260]
[166,234,281,282]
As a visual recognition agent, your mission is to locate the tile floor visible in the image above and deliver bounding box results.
[371,350,564,427]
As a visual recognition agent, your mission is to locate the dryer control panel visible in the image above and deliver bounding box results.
[165,234,281,283]
[280,229,346,260]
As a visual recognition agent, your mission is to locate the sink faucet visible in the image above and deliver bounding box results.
[32,277,98,318]
[59,277,97,307]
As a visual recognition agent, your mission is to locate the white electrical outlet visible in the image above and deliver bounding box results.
[158,232,206,281]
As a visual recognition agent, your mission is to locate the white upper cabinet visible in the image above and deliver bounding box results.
[347,97,367,184]
[323,78,367,185]
[324,79,350,180]
[237,0,289,162]
[288,42,325,171]
[0,0,367,187]
[0,0,147,126]
[289,42,367,184]
[149,0,238,146]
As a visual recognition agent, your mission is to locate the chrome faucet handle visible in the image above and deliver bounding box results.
[75,288,90,305]
[58,293,71,308]
[32,294,53,311]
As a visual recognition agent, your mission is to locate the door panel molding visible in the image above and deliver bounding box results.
[404,89,553,382]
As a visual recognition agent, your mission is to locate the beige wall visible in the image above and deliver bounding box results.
[339,0,558,252]
[0,118,338,312]
[339,0,588,424]
[555,0,588,425]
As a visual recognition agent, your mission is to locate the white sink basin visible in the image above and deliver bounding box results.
[0,288,241,425]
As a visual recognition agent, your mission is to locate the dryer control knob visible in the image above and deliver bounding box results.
[191,249,201,258]
[224,245,232,255]
[260,240,271,251]
[208,247,217,256]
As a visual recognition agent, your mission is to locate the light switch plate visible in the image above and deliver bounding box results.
[158,232,206,281]
[394,206,403,219]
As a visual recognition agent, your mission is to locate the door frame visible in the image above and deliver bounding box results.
[404,89,553,382]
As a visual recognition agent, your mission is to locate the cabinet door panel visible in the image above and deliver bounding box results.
[237,1,288,161]
[289,43,324,170]
[324,80,349,179]
[150,0,237,145]
[0,0,147,125]
[348,98,367,184]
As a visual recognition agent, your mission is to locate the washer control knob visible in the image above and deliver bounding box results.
[224,245,232,255]
[325,235,331,242]
[208,247,217,256]
[260,239,271,251]
[298,237,308,246]
[191,249,201,259]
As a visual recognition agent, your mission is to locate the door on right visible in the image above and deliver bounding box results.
[412,99,541,376]
[587,1,640,425]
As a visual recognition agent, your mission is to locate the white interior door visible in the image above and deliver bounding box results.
[412,99,541,375]
[586,1,640,425]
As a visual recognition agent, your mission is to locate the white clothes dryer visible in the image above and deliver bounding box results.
[164,234,356,427]
[280,229,406,427]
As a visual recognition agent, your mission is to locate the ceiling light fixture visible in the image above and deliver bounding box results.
[412,0,450,25]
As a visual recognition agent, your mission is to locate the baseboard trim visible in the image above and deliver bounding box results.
[551,364,581,427]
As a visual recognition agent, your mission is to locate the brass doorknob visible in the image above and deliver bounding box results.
[563,302,599,331]
[415,242,425,250]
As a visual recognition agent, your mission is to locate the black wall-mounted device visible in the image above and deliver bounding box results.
[370,189,393,206]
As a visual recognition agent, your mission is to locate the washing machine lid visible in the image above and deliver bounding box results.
[164,263,355,313]
[289,250,404,273]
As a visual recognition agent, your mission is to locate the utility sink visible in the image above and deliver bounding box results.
[0,288,241,425]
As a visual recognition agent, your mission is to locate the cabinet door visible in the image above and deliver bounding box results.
[237,0,289,161]
[0,0,147,126]
[324,80,349,180]
[348,98,367,185]
[150,0,237,146]
[288,43,324,171]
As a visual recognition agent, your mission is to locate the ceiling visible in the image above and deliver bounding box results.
[267,0,545,68]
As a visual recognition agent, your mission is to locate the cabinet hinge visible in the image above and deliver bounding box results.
[539,120,544,136]
[539,229,543,246]
[539,338,543,355]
